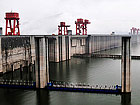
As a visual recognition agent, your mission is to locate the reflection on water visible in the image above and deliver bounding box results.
[0,66,35,81]
[121,93,131,105]
[50,58,121,86]
[36,90,50,105]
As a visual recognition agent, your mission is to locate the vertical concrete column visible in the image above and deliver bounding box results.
[103,36,105,50]
[109,36,111,49]
[111,36,113,48]
[121,36,131,93]
[114,36,117,48]
[96,36,98,52]
[113,36,115,48]
[95,36,97,52]
[45,38,49,84]
[100,36,102,51]
[97,36,99,52]
[35,37,49,88]
[0,37,2,73]
[30,36,35,64]
[118,36,120,47]
[68,36,71,59]
[91,36,94,53]
[61,36,66,61]
[79,39,82,54]
[65,36,71,60]
[110,36,112,49]
[105,36,107,50]
[58,36,62,61]
[54,36,59,62]
[89,35,92,54]
[114,36,116,48]
[108,36,110,49]
[76,39,80,54]
[86,35,92,54]
[117,36,120,47]
[118,36,121,47]
[98,36,101,52]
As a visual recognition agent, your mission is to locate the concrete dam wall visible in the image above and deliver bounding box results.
[0,36,33,74]
[0,35,139,74]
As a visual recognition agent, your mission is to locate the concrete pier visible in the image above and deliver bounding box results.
[30,36,36,64]
[54,36,59,62]
[61,36,66,61]
[86,35,92,54]
[58,36,66,61]
[48,36,60,62]
[35,37,49,88]
[121,36,131,93]
[65,36,71,60]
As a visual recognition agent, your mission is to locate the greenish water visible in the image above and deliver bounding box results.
[0,43,140,105]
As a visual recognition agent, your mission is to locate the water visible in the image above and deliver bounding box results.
[0,43,140,105]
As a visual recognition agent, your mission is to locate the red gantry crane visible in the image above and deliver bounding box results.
[131,27,139,35]
[58,22,70,35]
[75,18,90,35]
[5,12,20,35]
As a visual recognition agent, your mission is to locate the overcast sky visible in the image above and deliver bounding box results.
[0,0,140,35]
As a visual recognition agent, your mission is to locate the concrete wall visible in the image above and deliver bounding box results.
[30,36,36,64]
[48,38,56,62]
[71,37,86,56]
[91,35,122,53]
[46,34,138,62]
[70,35,122,56]
[0,36,33,74]
[48,36,71,62]
[0,34,138,74]
[1,47,30,73]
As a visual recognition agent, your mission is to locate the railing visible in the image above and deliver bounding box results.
[0,79,35,87]
[48,80,121,90]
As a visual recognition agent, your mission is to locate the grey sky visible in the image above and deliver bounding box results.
[0,0,140,35]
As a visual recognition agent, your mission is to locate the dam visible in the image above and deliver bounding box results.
[0,34,139,94]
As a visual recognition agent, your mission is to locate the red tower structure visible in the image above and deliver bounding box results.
[58,22,70,35]
[5,12,20,35]
[75,18,90,35]
[75,18,83,35]
[131,27,139,35]
[83,19,91,35]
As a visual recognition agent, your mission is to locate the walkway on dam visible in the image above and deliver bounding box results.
[0,79,121,94]
[73,54,140,59]
[46,81,121,94]
[0,79,35,89]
